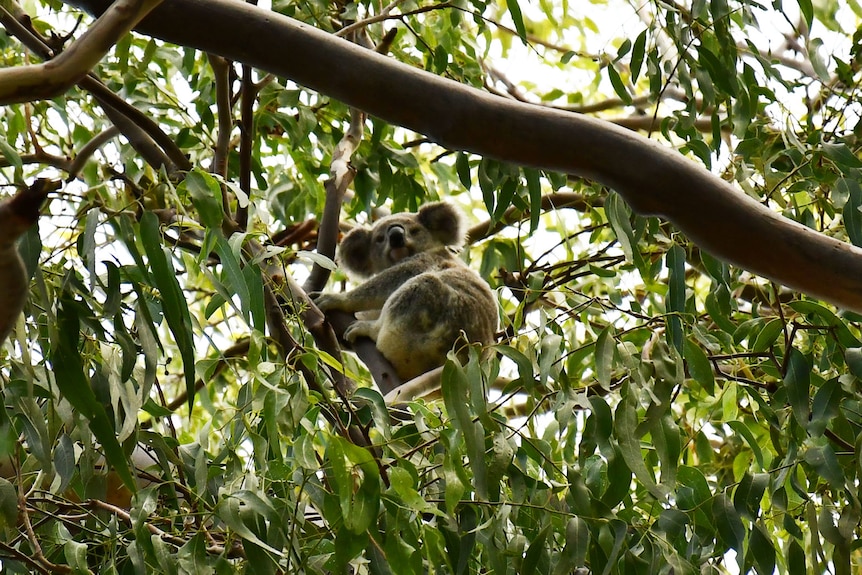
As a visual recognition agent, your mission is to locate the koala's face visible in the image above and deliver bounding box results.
[367,214,440,271]
[338,202,464,278]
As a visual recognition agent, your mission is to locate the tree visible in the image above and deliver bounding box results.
[0,0,860,572]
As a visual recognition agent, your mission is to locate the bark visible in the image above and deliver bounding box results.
[64,0,862,312]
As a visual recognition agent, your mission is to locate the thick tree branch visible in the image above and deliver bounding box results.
[65,0,862,312]
[0,0,162,104]
[0,1,190,174]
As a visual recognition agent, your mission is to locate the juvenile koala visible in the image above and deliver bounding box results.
[314,202,497,381]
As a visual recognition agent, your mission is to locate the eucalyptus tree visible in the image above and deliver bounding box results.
[0,0,859,572]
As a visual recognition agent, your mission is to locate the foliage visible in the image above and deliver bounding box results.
[0,0,861,573]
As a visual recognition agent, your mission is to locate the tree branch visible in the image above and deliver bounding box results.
[0,0,162,104]
[64,0,862,312]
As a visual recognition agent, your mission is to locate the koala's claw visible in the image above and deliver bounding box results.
[312,292,341,313]
[343,320,379,343]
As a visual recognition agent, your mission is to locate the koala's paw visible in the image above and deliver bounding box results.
[312,292,345,313]
[343,320,379,343]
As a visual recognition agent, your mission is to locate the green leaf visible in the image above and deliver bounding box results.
[442,360,488,500]
[326,435,381,534]
[595,327,614,390]
[52,295,135,491]
[752,318,785,351]
[841,177,862,247]
[666,244,686,352]
[455,153,471,190]
[0,137,22,178]
[630,30,647,82]
[727,421,765,470]
[748,522,776,575]
[552,517,590,574]
[796,0,813,31]
[803,443,845,490]
[184,168,224,229]
[615,387,664,500]
[845,347,862,379]
[787,539,807,575]
[524,167,541,233]
[713,493,745,552]
[809,377,841,437]
[521,523,551,575]
[0,478,17,530]
[214,233,251,324]
[734,472,768,520]
[390,467,440,516]
[140,211,197,413]
[783,348,811,429]
[683,338,714,393]
[606,63,632,104]
[216,492,283,556]
[505,0,527,42]
[789,300,860,347]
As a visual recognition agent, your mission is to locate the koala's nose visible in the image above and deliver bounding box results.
[387,225,406,248]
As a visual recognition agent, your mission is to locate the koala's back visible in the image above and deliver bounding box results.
[375,258,497,381]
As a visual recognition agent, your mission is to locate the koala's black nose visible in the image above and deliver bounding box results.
[387,225,406,248]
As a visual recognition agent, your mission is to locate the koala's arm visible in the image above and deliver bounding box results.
[314,253,443,313]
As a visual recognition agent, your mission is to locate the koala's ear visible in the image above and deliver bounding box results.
[337,226,374,278]
[417,202,464,246]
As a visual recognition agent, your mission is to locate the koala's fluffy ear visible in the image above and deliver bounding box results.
[417,202,464,247]
[337,226,374,278]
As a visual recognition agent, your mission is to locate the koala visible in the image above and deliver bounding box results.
[314,202,497,381]
[0,180,51,345]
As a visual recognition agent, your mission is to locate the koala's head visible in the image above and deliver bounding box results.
[338,202,464,278]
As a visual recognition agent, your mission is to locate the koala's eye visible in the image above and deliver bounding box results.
[374,235,385,244]
[408,225,422,235]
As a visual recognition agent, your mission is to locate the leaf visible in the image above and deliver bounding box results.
[606,63,632,105]
[0,137,22,173]
[600,520,628,575]
[140,211,197,412]
[727,421,765,470]
[846,347,862,379]
[789,300,860,347]
[803,443,845,490]
[595,327,614,390]
[841,177,862,247]
[748,522,776,575]
[796,0,813,29]
[552,517,590,574]
[505,0,527,42]
[733,472,768,520]
[52,295,135,491]
[524,167,541,233]
[713,493,745,552]
[455,152,471,190]
[521,523,550,575]
[0,478,17,530]
[807,38,830,82]
[783,348,811,429]
[809,377,841,437]
[184,168,224,229]
[787,539,807,575]
[216,492,284,556]
[752,318,785,351]
[630,30,647,82]
[683,338,714,394]
[615,387,664,500]
[666,244,686,352]
[214,233,251,324]
[442,360,488,500]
